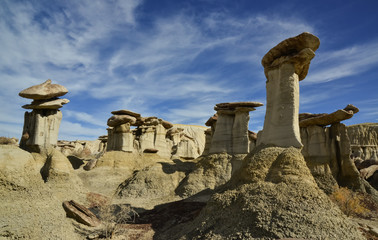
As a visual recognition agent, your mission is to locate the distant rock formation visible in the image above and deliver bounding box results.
[19,80,69,152]
[204,102,263,155]
[106,109,206,159]
[347,123,378,189]
[259,32,320,148]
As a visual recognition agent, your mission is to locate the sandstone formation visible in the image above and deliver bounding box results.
[159,146,365,240]
[299,104,359,127]
[300,123,365,193]
[173,102,263,197]
[259,32,320,148]
[106,110,206,159]
[206,102,263,155]
[347,123,378,189]
[57,139,106,158]
[19,80,69,152]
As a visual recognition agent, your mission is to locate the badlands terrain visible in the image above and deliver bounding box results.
[1,33,378,240]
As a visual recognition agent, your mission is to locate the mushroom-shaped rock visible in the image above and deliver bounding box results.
[111,109,141,118]
[261,32,320,81]
[19,79,68,100]
[107,115,136,127]
[22,98,70,110]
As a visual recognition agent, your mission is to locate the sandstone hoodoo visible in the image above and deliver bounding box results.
[162,33,366,240]
[19,79,69,152]
[259,32,320,148]
[206,101,263,155]
[106,109,206,159]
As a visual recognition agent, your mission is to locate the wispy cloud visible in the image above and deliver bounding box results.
[305,41,378,84]
[5,0,375,140]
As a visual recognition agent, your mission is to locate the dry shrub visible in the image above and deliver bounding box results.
[0,136,17,145]
[330,187,371,218]
[86,193,138,239]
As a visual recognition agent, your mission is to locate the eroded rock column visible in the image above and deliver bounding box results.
[19,79,69,152]
[259,32,320,148]
[208,102,263,154]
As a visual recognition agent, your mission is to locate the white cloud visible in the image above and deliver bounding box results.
[305,41,378,84]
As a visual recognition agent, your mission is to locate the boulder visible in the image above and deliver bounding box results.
[62,200,101,227]
[19,79,68,100]
[22,98,70,110]
[161,120,174,129]
[261,32,320,81]
[144,148,159,153]
[107,115,136,127]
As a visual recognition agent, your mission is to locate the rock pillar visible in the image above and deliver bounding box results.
[208,102,263,154]
[259,32,320,148]
[19,79,69,152]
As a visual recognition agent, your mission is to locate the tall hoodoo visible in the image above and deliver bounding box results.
[19,79,69,152]
[259,32,320,148]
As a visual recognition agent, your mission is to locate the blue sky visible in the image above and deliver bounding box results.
[1,0,378,140]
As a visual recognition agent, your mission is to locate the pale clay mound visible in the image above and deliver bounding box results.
[157,145,365,240]
[0,145,88,239]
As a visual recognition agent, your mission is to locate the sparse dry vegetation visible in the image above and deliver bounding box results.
[86,193,138,239]
[330,187,373,218]
[0,136,17,145]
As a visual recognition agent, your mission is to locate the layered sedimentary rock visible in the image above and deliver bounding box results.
[347,123,378,189]
[19,80,69,152]
[206,102,263,155]
[259,32,320,148]
[299,104,359,127]
[106,110,206,159]
[300,123,363,193]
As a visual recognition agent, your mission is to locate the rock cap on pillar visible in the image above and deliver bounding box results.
[19,79,68,100]
[22,98,70,109]
[215,101,263,111]
[261,32,320,81]
[111,109,141,118]
[299,104,359,127]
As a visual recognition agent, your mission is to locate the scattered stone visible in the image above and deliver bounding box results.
[22,98,70,109]
[19,79,68,100]
[62,200,101,227]
[144,148,159,153]
[83,159,98,171]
